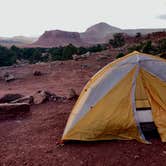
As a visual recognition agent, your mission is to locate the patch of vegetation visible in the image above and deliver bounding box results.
[109,33,125,48]
[135,32,142,38]
[128,39,166,56]
[0,43,107,67]
[0,46,17,67]
[116,53,125,59]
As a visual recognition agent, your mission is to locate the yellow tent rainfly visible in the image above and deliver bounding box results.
[62,51,166,143]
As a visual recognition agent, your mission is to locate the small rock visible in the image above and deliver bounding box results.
[3,72,15,82]
[68,88,78,100]
[96,56,108,61]
[33,71,42,76]
[54,96,67,102]
[81,64,90,69]
[72,54,79,61]
[134,155,140,159]
[56,141,64,148]
[72,52,90,61]
[45,91,67,102]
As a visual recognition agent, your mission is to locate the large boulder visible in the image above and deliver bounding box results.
[33,90,67,104]
[33,90,48,104]
[11,96,34,105]
[72,52,90,61]
[0,94,24,103]
[43,91,66,102]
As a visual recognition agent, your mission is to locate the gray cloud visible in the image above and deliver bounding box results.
[158,14,166,20]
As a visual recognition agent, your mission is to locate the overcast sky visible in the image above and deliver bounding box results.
[0,0,166,37]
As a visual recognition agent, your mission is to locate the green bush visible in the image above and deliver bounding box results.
[116,53,124,59]
[135,32,142,38]
[142,40,153,54]
[62,44,77,60]
[128,40,156,54]
[109,33,125,48]
[0,43,107,67]
[0,46,16,66]
[157,38,166,53]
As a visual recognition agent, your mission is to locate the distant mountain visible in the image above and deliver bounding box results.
[0,36,37,47]
[124,28,166,36]
[32,30,87,48]
[86,22,121,33]
[30,22,166,47]
[1,22,166,48]
[80,22,122,44]
[11,36,37,44]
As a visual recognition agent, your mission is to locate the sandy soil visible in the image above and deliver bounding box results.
[0,50,166,166]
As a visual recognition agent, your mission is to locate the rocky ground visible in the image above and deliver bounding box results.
[0,50,166,166]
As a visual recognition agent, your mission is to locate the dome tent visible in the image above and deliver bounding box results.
[62,51,166,143]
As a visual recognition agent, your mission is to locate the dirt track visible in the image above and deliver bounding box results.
[0,51,166,166]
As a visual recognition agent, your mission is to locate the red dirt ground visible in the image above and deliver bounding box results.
[0,50,166,166]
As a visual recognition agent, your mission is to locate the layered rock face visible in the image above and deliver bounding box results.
[33,30,87,47]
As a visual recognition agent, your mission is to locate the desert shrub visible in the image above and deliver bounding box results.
[49,47,63,61]
[116,53,125,59]
[88,44,105,53]
[128,43,143,52]
[0,46,17,66]
[77,47,88,55]
[128,40,156,54]
[157,38,166,53]
[61,44,77,60]
[135,32,142,38]
[159,53,166,59]
[109,33,125,48]
[142,40,154,54]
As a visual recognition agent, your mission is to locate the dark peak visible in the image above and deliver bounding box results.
[86,22,121,33]
[92,22,112,27]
